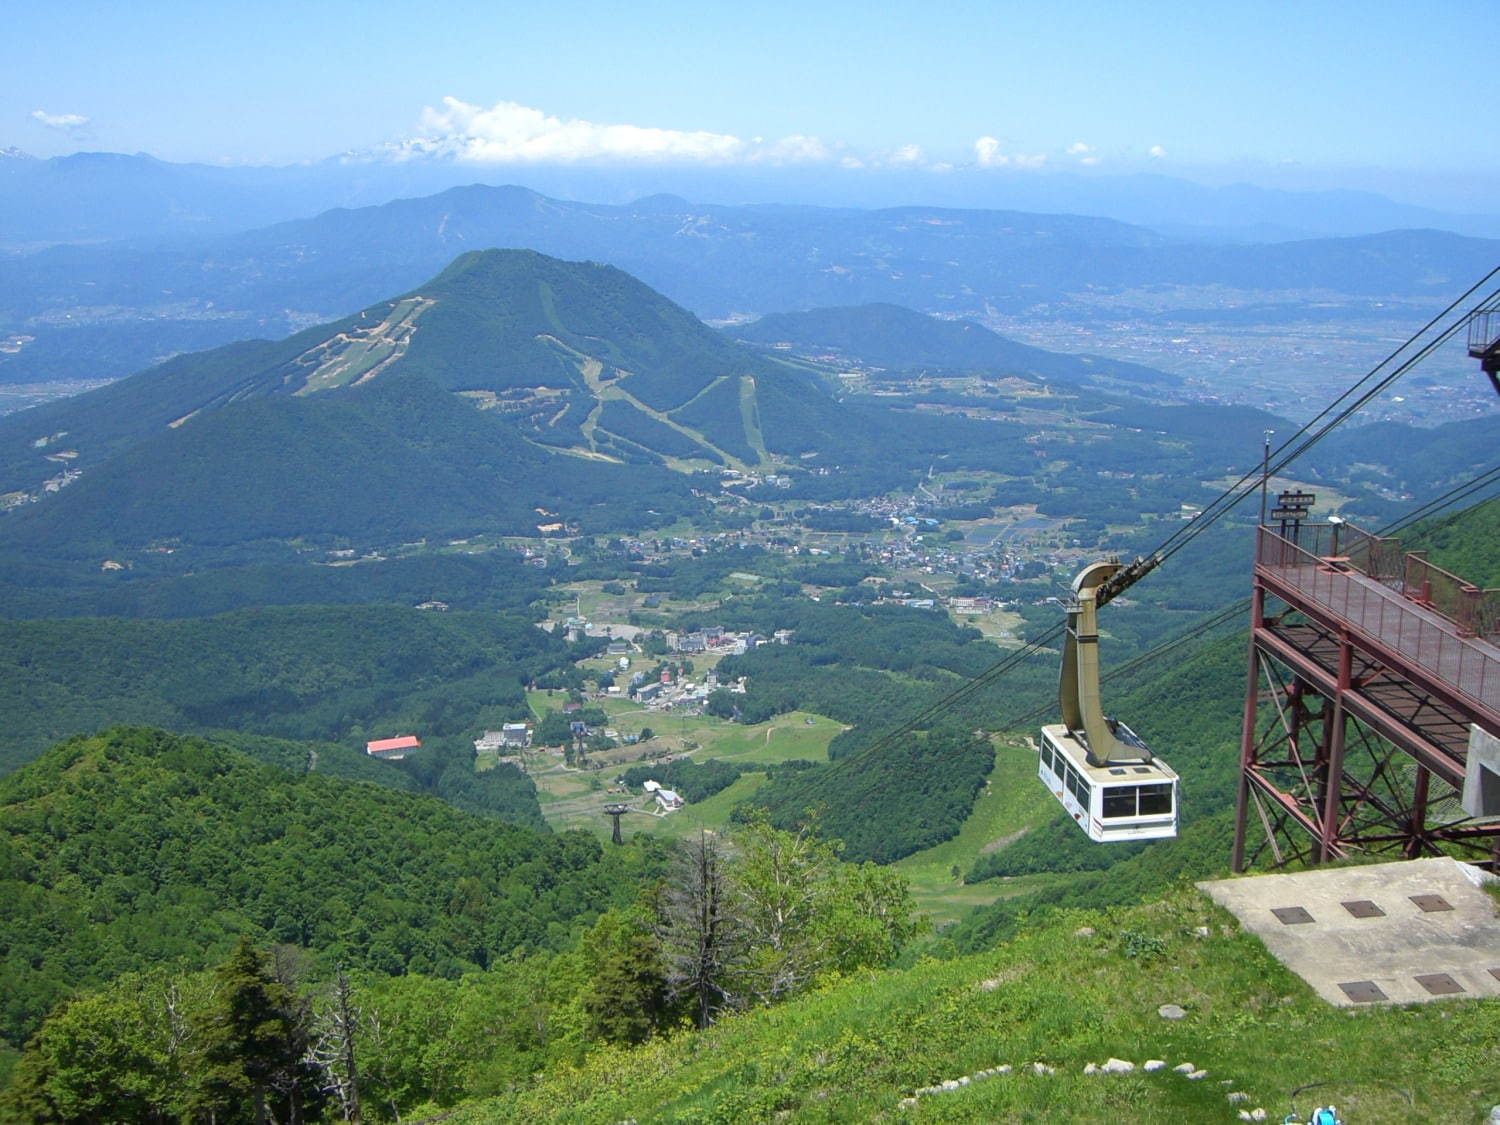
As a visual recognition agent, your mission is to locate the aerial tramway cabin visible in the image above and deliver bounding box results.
[1038,720,1178,842]
[1038,558,1179,842]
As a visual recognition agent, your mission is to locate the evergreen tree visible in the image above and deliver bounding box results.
[187,938,322,1124]
[580,911,672,1045]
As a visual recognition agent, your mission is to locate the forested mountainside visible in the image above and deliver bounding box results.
[0,604,579,792]
[0,547,552,620]
[0,248,1214,556]
[1403,492,1500,586]
[0,728,669,1053]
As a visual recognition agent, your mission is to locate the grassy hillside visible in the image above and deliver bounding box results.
[448,887,1500,1123]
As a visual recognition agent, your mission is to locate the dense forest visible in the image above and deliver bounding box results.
[0,604,579,780]
[619,757,747,803]
[0,547,554,621]
[0,728,672,1057]
[744,727,995,863]
[0,738,918,1120]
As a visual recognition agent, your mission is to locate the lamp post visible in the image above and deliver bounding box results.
[1259,430,1275,526]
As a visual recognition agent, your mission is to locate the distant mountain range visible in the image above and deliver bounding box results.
[4,180,1498,387]
[728,303,1179,387]
[5,149,1499,249]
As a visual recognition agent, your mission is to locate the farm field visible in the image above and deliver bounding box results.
[526,706,845,838]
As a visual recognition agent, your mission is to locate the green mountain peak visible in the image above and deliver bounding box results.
[0,250,860,550]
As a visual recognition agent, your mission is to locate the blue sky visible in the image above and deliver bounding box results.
[11,0,1498,208]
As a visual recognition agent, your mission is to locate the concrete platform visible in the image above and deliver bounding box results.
[1199,857,1500,1006]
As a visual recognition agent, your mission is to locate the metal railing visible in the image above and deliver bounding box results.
[1403,551,1498,639]
[1270,521,1404,583]
[1469,305,1500,361]
[1256,525,1499,713]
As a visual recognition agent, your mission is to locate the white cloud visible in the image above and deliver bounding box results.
[396,98,846,167]
[885,143,926,166]
[1148,144,1166,159]
[973,136,1047,169]
[31,109,90,133]
[758,134,832,164]
[1065,142,1101,165]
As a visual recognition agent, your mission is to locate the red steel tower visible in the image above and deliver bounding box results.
[1232,510,1500,871]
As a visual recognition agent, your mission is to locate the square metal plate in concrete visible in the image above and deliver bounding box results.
[1341,899,1385,918]
[1338,980,1388,1003]
[1409,894,1454,912]
[1414,973,1464,996]
[1199,857,1500,1007]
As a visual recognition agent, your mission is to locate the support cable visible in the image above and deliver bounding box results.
[775,275,1500,806]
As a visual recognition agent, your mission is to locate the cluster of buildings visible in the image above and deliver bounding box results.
[664,625,793,655]
[719,469,793,490]
[630,666,745,712]
[474,723,532,752]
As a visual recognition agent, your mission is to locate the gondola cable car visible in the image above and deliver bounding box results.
[1038,557,1179,842]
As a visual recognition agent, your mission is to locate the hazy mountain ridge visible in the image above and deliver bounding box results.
[6,150,1499,250]
[729,302,1180,386]
[4,182,1497,386]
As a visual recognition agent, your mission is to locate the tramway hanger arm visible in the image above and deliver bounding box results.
[1059,555,1160,769]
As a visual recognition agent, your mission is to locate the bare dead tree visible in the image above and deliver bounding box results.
[308,967,362,1122]
[655,831,743,1028]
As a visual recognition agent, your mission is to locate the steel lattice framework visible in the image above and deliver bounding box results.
[1231,522,1500,871]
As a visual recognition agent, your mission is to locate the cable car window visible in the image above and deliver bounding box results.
[1138,784,1173,815]
[1102,787,1137,818]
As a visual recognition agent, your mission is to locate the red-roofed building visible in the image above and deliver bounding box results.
[366,735,421,760]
